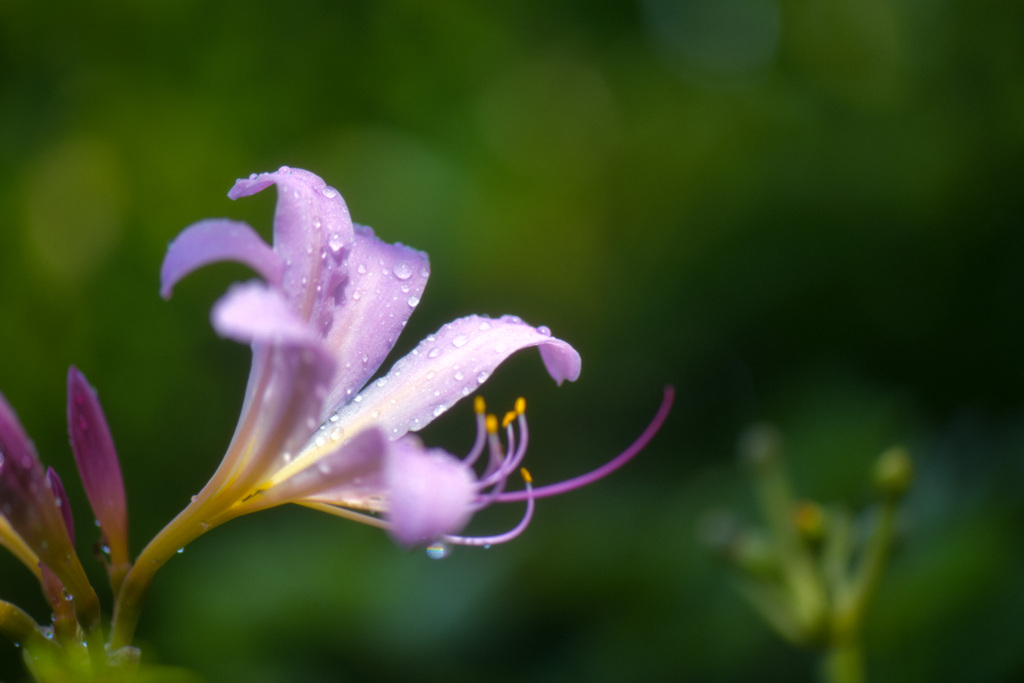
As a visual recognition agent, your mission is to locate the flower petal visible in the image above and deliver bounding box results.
[202,283,338,498]
[255,428,388,509]
[324,315,581,443]
[211,282,318,347]
[320,225,430,419]
[67,367,128,566]
[160,219,283,299]
[384,437,476,546]
[228,168,354,324]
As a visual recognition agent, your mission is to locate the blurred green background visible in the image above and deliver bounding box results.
[2,0,1023,681]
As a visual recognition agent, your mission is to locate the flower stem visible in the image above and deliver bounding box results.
[821,637,865,683]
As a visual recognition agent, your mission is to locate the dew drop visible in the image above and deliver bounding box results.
[432,405,447,417]
[454,371,464,381]
[452,335,468,348]
[393,261,413,280]
[322,186,339,198]
[538,325,551,336]
[177,548,184,554]
[357,263,367,275]
[375,377,388,388]
[329,412,340,423]
[427,348,441,359]
[476,371,489,384]
[352,291,362,301]
[478,321,492,331]
[408,296,420,307]
[328,232,344,252]
[426,542,449,560]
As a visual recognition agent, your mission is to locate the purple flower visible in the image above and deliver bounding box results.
[160,167,670,547]
[0,390,102,631]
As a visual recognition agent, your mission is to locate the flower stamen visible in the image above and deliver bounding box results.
[443,468,535,547]
[463,396,489,468]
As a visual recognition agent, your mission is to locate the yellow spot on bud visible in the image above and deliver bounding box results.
[502,411,517,429]
[515,397,526,414]
[520,468,533,484]
[474,396,486,414]
[486,414,499,434]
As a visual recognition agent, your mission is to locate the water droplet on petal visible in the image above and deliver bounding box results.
[375,377,388,388]
[357,264,367,275]
[478,321,492,331]
[452,335,468,348]
[427,348,441,359]
[408,296,420,307]
[322,186,339,198]
[393,261,413,280]
[328,232,344,252]
[454,371,464,381]
[538,325,551,336]
[426,542,449,560]
[432,405,447,417]
[476,371,489,384]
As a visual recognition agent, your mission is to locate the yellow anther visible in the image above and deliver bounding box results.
[474,395,486,414]
[520,467,533,484]
[515,397,526,414]
[502,411,517,429]
[486,414,499,434]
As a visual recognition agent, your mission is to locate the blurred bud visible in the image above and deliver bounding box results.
[738,422,782,473]
[696,509,739,555]
[873,446,913,501]
[731,531,778,578]
[792,501,826,546]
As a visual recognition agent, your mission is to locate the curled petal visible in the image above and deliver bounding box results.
[67,367,127,565]
[384,438,476,546]
[160,219,282,299]
[320,226,430,419]
[324,315,581,445]
[228,168,354,323]
[211,282,318,347]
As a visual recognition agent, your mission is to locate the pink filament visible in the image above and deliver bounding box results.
[495,385,674,502]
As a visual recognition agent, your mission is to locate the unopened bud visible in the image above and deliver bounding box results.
[793,501,826,545]
[739,423,782,473]
[874,446,913,500]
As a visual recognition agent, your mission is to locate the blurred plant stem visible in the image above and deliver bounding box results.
[704,427,912,683]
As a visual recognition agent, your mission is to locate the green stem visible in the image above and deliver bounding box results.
[821,637,865,683]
